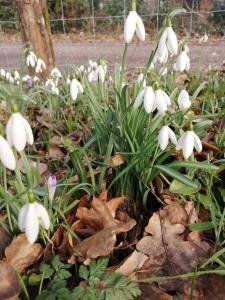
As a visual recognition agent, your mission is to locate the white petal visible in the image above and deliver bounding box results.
[167,127,177,145]
[136,14,145,41]
[134,88,145,108]
[155,90,168,116]
[182,131,194,159]
[36,203,50,230]
[0,136,16,170]
[25,203,39,244]
[158,126,169,150]
[176,132,188,150]
[166,27,178,56]
[19,114,34,145]
[192,132,202,153]
[124,11,137,43]
[144,86,155,113]
[178,90,191,111]
[10,113,27,152]
[6,116,13,146]
[18,203,29,231]
[70,80,78,101]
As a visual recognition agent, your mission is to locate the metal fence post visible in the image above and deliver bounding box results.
[91,0,96,37]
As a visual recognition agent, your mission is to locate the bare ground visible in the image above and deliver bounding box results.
[0,38,224,72]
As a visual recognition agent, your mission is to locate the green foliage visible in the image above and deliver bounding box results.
[73,257,141,300]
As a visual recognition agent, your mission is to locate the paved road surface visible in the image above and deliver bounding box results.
[0,39,224,72]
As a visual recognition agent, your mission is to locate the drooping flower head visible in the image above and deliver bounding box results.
[124,11,145,43]
[158,126,177,151]
[47,175,57,202]
[0,135,16,170]
[18,201,50,244]
[176,131,202,159]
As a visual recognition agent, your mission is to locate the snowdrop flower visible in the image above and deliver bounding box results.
[199,33,208,43]
[6,112,34,152]
[33,76,40,83]
[134,86,155,113]
[124,11,145,43]
[50,67,62,78]
[26,51,37,67]
[6,72,11,81]
[66,77,71,85]
[50,83,59,95]
[0,135,16,170]
[78,65,85,73]
[8,76,14,84]
[137,73,146,87]
[70,79,83,101]
[22,74,31,82]
[94,65,107,83]
[14,70,20,81]
[35,58,46,73]
[0,68,6,77]
[154,26,178,63]
[174,50,190,72]
[88,71,94,83]
[88,60,97,69]
[47,175,57,202]
[154,89,171,116]
[18,201,50,244]
[158,126,177,150]
[178,90,191,111]
[176,131,202,159]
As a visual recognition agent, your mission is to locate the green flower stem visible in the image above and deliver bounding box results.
[14,150,27,201]
[120,43,129,90]
[131,0,136,11]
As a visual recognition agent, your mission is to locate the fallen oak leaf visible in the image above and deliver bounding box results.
[73,218,136,261]
[109,154,126,168]
[4,234,43,273]
[0,261,22,300]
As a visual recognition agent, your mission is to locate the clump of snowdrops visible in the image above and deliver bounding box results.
[0,0,223,249]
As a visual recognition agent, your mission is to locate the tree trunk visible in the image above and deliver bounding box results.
[14,0,55,79]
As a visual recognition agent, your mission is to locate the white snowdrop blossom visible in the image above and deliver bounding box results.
[14,70,20,81]
[176,131,202,159]
[178,90,191,111]
[137,73,146,87]
[18,202,50,244]
[124,11,145,43]
[199,33,208,43]
[50,67,62,78]
[88,60,97,69]
[47,175,57,202]
[154,89,171,116]
[78,65,85,73]
[6,112,34,152]
[70,79,83,101]
[88,71,95,83]
[50,83,59,95]
[93,65,107,83]
[134,86,155,113]
[8,75,14,84]
[35,58,46,73]
[26,51,37,67]
[66,77,71,85]
[174,50,190,72]
[6,72,11,81]
[33,76,40,83]
[22,74,31,82]
[0,68,6,77]
[0,135,16,170]
[158,126,177,151]
[153,26,178,64]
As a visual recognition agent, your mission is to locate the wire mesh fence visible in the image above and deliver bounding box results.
[0,0,225,36]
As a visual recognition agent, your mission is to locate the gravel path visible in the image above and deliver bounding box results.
[0,39,224,72]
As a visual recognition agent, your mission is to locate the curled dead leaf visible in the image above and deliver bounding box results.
[0,261,22,299]
[5,234,43,273]
[109,154,126,167]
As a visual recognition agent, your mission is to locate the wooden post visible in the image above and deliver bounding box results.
[14,0,55,79]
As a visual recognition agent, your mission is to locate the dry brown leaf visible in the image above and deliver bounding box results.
[135,202,210,294]
[109,154,126,167]
[18,158,48,175]
[107,197,125,218]
[48,135,65,159]
[116,250,148,276]
[73,218,136,260]
[0,225,10,259]
[0,261,22,299]
[137,283,173,300]
[5,234,43,273]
